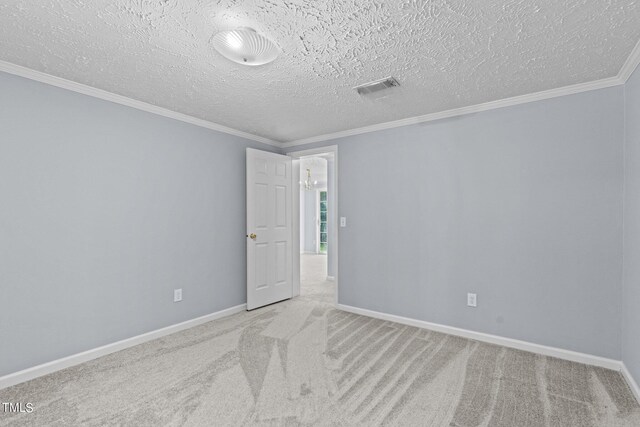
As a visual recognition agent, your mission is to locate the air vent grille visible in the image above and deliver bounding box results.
[354,77,400,96]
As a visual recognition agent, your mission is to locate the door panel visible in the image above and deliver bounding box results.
[246,148,293,310]
[275,185,286,227]
[275,241,287,284]
[255,183,268,228]
[255,243,269,290]
[255,158,268,175]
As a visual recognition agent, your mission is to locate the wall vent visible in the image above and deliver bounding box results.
[354,77,400,96]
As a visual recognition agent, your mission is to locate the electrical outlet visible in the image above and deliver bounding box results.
[340,217,347,227]
[174,288,182,302]
[467,293,477,307]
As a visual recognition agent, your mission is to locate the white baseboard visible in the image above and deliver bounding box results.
[622,363,640,404]
[337,304,622,371]
[2,301,635,400]
[0,304,246,390]
[326,276,335,281]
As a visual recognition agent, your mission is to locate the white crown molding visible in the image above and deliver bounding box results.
[0,303,246,390]
[337,304,623,371]
[619,37,640,83]
[5,34,640,151]
[283,38,640,148]
[282,75,623,148]
[622,363,640,405]
[0,60,280,147]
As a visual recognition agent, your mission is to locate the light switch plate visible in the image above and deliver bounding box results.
[340,217,347,227]
[467,293,477,307]
[174,288,183,302]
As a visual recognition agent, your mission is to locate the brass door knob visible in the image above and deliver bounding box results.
[248,233,257,240]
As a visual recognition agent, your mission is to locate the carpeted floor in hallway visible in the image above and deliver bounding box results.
[299,254,334,305]
[1,256,639,426]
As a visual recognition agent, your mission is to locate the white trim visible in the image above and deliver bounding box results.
[282,76,622,147]
[292,159,301,298]
[622,363,640,404]
[286,145,339,159]
[0,60,279,147]
[287,145,339,307]
[5,47,640,151]
[619,38,640,83]
[326,276,335,281]
[4,42,639,150]
[0,303,246,390]
[284,41,640,148]
[337,304,622,371]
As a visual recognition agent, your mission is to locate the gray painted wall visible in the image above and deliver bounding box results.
[0,67,633,377]
[0,71,276,376]
[623,66,640,385]
[303,87,625,359]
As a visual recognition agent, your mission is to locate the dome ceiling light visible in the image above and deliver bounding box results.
[212,27,279,66]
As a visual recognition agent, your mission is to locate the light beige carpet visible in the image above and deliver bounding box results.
[1,257,639,426]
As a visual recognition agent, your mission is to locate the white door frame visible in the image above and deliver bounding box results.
[287,145,338,306]
[291,159,301,300]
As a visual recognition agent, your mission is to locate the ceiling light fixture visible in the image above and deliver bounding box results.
[304,169,314,191]
[212,27,279,66]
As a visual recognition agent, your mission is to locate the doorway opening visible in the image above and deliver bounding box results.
[288,146,338,306]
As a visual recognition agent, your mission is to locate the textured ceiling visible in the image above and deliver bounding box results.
[1,1,640,143]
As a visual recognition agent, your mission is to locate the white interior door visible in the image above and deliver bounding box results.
[246,148,293,310]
